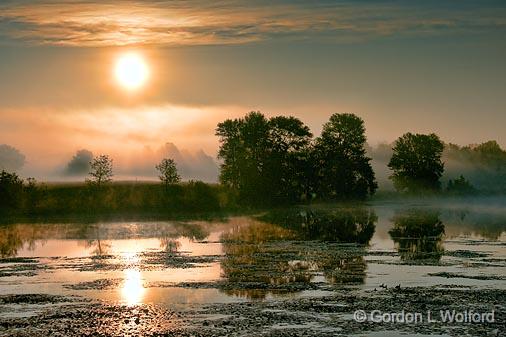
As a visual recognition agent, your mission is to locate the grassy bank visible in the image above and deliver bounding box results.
[2,177,504,225]
[0,180,244,223]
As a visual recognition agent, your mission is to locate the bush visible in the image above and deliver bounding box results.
[446,175,477,195]
[0,170,24,212]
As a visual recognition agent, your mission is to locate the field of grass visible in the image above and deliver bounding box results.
[0,180,243,223]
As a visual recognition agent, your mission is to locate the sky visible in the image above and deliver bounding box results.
[0,0,505,180]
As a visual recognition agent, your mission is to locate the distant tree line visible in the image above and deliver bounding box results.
[444,140,506,193]
[369,138,506,194]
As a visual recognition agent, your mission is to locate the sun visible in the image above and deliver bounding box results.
[114,52,149,90]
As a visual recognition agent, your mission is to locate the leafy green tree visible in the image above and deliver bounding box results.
[156,158,181,188]
[388,133,444,193]
[313,113,377,199]
[86,155,113,187]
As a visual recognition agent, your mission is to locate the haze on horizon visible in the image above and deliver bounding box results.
[1,0,505,181]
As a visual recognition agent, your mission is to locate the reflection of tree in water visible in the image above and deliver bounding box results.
[0,224,52,258]
[259,207,377,243]
[220,208,376,299]
[0,221,209,259]
[389,209,445,261]
[221,221,304,297]
[157,222,209,254]
[0,226,24,258]
[159,238,181,253]
[84,225,111,257]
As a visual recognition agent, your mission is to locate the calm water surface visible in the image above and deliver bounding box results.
[1,199,505,312]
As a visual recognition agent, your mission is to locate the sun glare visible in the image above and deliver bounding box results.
[121,269,145,305]
[114,52,149,90]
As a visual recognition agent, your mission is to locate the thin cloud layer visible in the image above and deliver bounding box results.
[1,0,505,46]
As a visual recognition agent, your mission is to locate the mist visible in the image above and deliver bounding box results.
[2,141,219,183]
[121,142,219,182]
[367,140,506,193]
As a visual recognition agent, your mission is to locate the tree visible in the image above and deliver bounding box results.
[447,175,476,195]
[444,140,506,192]
[388,133,444,193]
[87,155,113,187]
[216,112,271,204]
[0,170,24,211]
[155,158,181,188]
[313,113,377,199]
[266,116,313,202]
[216,118,243,191]
[216,111,313,205]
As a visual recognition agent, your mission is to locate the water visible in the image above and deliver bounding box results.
[1,199,505,309]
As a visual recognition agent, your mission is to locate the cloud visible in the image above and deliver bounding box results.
[0,144,26,172]
[0,1,504,47]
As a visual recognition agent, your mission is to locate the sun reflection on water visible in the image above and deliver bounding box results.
[121,269,145,306]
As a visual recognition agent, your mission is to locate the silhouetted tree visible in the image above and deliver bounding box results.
[86,155,113,187]
[216,117,244,191]
[266,116,313,202]
[388,133,444,193]
[0,170,24,212]
[313,113,377,199]
[222,112,270,204]
[216,111,312,205]
[155,158,181,188]
[23,177,42,212]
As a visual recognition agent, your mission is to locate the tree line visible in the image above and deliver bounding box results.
[1,110,501,216]
[216,111,453,205]
[216,112,377,205]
